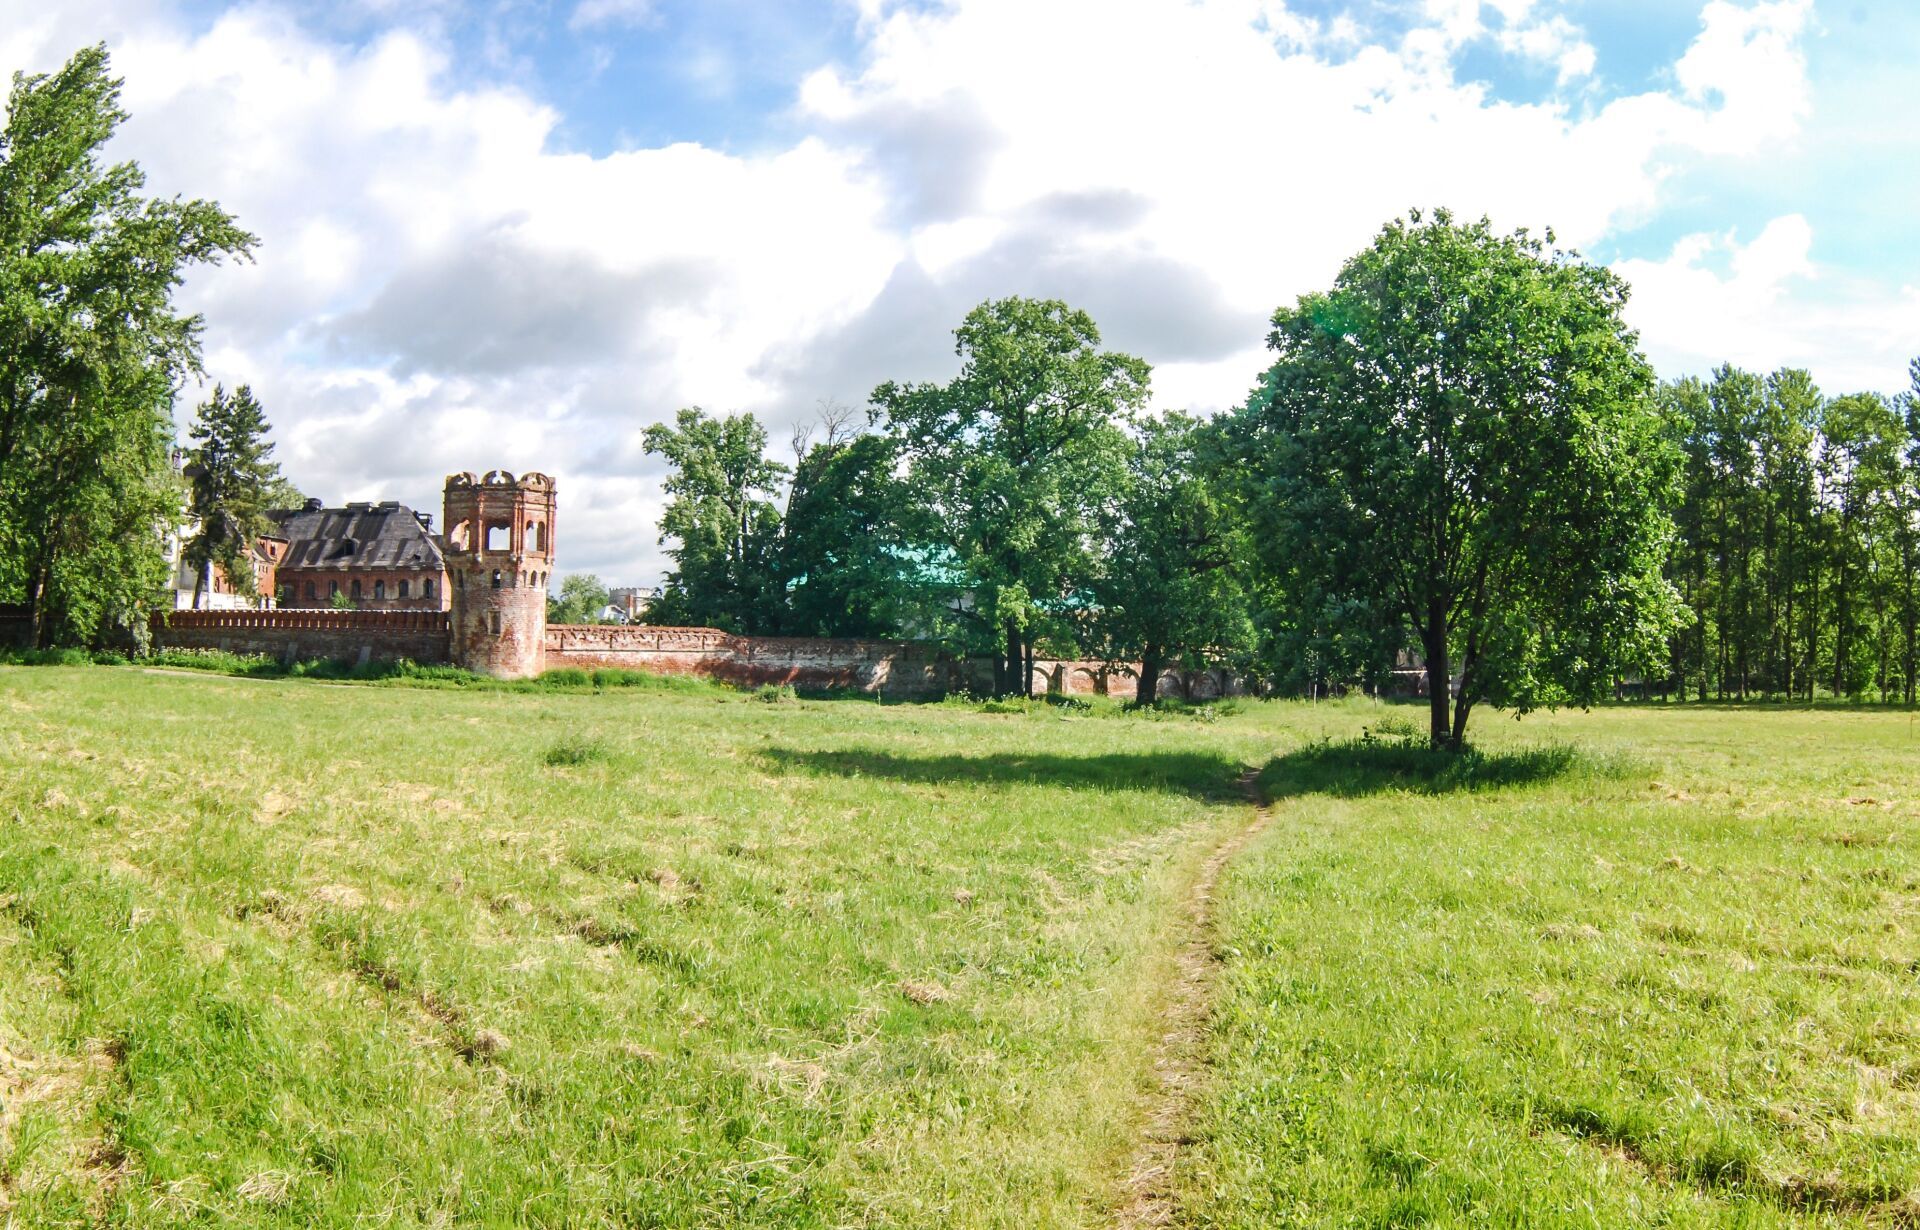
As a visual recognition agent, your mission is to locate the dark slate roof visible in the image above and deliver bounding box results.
[267,500,446,572]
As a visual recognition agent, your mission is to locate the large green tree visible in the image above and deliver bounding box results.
[184,383,282,608]
[0,45,254,644]
[642,407,788,633]
[873,297,1148,696]
[1091,413,1254,703]
[778,426,940,639]
[1239,210,1684,748]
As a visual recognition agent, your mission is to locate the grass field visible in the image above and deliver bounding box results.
[1,667,1916,1227]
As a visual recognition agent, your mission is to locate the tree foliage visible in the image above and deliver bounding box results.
[642,407,789,633]
[1236,210,1684,747]
[1662,363,1920,703]
[547,573,612,625]
[184,384,282,607]
[779,427,938,639]
[0,45,254,644]
[1089,413,1254,702]
[872,297,1148,695]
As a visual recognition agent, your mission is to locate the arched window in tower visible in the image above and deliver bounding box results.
[448,520,471,550]
[491,569,503,589]
[528,520,544,552]
[486,523,511,551]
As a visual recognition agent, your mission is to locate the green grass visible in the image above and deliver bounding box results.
[0,666,1272,1227]
[2,669,1916,1227]
[1189,704,1920,1228]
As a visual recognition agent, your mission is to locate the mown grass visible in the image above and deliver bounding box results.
[0,665,1273,1227]
[1188,703,1920,1228]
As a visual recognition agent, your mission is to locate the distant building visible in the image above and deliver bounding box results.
[163,449,285,610]
[606,586,660,623]
[268,499,449,610]
[164,535,285,610]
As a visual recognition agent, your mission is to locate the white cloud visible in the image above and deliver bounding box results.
[0,0,1861,585]
[1496,14,1595,84]
[1618,215,1920,395]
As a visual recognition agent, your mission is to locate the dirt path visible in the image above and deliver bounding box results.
[1114,765,1275,1229]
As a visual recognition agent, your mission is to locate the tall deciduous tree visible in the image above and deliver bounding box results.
[642,407,788,633]
[1240,210,1683,748]
[184,384,282,608]
[779,429,939,639]
[0,45,254,644]
[1091,414,1253,703]
[873,297,1148,696]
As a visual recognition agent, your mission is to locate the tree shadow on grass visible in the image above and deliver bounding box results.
[759,747,1247,802]
[1263,738,1605,799]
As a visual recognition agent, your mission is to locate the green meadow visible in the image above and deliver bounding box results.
[2,667,1916,1227]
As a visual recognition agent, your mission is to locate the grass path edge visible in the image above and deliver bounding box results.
[1113,763,1277,1228]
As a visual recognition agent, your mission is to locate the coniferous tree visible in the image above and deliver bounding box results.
[184,384,282,608]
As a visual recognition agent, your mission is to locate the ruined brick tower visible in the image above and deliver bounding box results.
[443,470,556,679]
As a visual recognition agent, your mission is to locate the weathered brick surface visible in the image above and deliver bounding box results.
[543,625,1162,699]
[152,609,451,664]
[443,470,556,679]
[544,625,952,695]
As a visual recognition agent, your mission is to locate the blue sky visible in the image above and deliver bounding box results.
[3,0,1916,584]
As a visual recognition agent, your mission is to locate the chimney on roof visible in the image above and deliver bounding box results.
[414,510,433,532]
[303,497,323,511]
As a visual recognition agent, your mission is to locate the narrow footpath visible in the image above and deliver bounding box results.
[1114,765,1276,1228]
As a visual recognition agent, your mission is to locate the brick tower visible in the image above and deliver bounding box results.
[443,470,556,678]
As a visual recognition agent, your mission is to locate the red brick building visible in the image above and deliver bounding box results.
[268,499,449,610]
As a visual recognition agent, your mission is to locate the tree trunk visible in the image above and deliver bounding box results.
[1002,619,1022,699]
[1136,648,1163,705]
[1423,623,1451,750]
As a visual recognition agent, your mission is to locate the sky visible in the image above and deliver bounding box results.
[3,0,1917,587]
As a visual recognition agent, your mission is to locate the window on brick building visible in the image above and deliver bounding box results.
[374,580,385,600]
[399,580,410,598]
[486,523,510,551]
[491,569,503,589]
[329,581,339,598]
[425,578,436,598]
[351,580,362,600]
[305,582,316,602]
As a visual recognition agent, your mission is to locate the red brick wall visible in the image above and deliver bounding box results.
[542,625,1157,699]
[152,609,451,665]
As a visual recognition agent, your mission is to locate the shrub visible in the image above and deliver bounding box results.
[543,736,609,767]
[754,683,798,704]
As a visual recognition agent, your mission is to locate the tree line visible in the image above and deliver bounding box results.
[1664,365,1920,703]
[646,214,1919,740]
